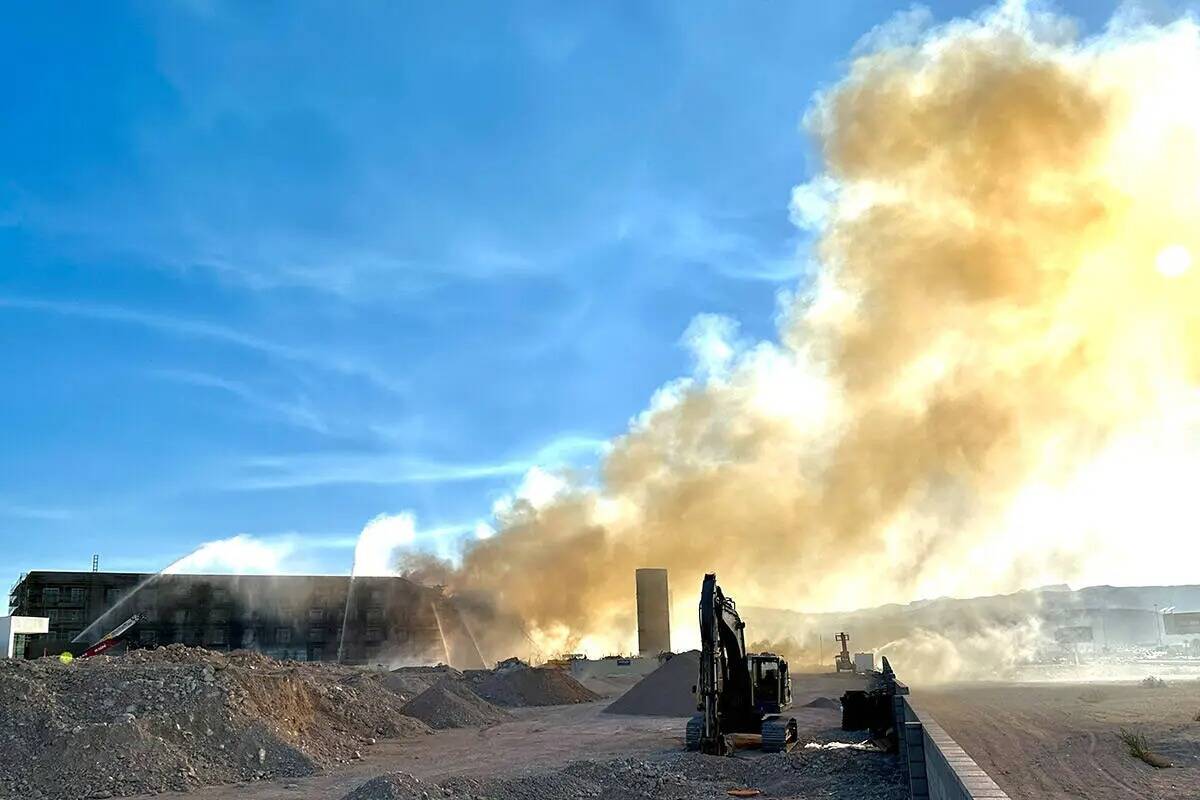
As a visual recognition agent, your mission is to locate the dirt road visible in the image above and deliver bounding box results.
[918,681,1200,800]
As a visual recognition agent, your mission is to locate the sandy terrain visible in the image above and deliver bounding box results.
[918,681,1200,800]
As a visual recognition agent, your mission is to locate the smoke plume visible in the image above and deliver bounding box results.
[407,4,1200,658]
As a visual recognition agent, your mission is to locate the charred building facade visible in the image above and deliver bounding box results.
[7,570,476,666]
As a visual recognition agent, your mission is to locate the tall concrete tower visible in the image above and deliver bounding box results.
[635,568,671,656]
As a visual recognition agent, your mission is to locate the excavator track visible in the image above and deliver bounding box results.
[761,715,798,752]
[685,714,704,751]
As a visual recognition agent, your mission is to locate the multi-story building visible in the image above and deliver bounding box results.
[7,570,483,667]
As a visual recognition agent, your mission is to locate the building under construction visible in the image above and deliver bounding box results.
[7,570,482,665]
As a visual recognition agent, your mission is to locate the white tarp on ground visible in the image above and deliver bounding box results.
[0,615,49,658]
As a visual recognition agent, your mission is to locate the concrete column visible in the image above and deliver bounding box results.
[635,569,671,656]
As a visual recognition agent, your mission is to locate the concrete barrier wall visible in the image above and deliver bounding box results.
[895,694,1010,800]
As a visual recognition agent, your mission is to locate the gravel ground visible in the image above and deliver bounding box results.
[342,748,906,800]
[0,646,430,800]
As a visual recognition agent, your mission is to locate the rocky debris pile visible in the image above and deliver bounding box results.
[342,746,906,800]
[401,677,512,729]
[466,659,599,707]
[803,696,841,709]
[0,645,429,800]
[604,650,699,716]
[382,665,463,702]
[342,771,430,800]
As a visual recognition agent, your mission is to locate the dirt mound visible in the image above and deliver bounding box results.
[0,645,430,800]
[604,651,699,716]
[401,677,511,729]
[467,660,599,707]
[804,697,841,709]
[381,665,462,701]
[341,771,431,800]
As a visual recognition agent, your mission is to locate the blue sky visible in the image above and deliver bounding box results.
[1,1,1128,592]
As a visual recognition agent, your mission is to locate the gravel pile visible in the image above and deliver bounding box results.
[0,645,430,799]
[342,746,905,800]
[401,677,512,729]
[382,665,463,702]
[467,660,599,707]
[802,697,841,709]
[604,651,699,716]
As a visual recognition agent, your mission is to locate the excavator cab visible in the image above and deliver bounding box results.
[749,653,791,715]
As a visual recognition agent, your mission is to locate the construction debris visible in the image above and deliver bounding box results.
[465,658,600,707]
[401,677,512,729]
[0,645,430,799]
[604,651,700,717]
[341,748,906,800]
[381,665,463,701]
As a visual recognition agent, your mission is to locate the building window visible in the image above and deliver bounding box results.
[209,628,227,646]
[369,589,384,605]
[66,587,85,605]
[241,629,257,647]
[209,608,229,624]
[139,630,158,646]
[173,609,189,624]
[65,630,82,641]
[366,627,382,643]
[276,628,292,644]
[42,587,60,605]
[104,587,122,607]
[308,626,325,642]
[366,608,384,625]
[308,608,324,623]
[212,587,229,603]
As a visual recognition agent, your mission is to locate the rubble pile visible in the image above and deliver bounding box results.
[466,659,600,707]
[604,651,699,716]
[382,665,463,702]
[0,646,429,799]
[401,677,512,729]
[342,748,906,800]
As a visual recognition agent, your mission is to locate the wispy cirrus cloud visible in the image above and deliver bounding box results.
[0,296,407,394]
[148,368,330,434]
[0,501,74,521]
[228,434,608,491]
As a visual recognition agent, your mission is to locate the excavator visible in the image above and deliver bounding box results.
[685,573,798,755]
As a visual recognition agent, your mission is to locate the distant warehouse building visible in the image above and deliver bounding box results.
[7,570,484,667]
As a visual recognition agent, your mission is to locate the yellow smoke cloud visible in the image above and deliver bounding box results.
[411,4,1200,658]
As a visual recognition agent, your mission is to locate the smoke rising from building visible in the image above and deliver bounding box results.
[404,4,1200,658]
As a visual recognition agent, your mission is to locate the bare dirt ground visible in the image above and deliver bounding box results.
[918,681,1200,800]
[125,673,877,800]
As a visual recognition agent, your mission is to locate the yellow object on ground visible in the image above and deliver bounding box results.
[58,651,74,665]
